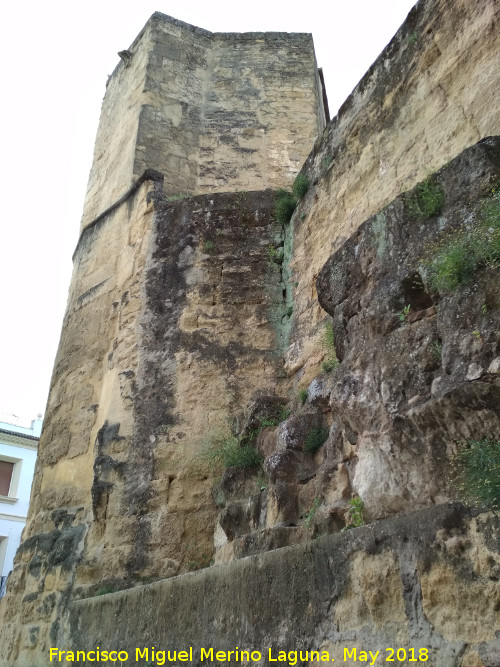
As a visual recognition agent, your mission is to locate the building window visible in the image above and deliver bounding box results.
[0,460,14,496]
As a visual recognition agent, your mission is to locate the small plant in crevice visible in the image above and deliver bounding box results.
[407,31,420,45]
[94,586,117,597]
[243,407,290,446]
[398,304,411,322]
[203,240,214,252]
[304,426,329,455]
[304,497,321,527]
[324,319,335,348]
[268,245,284,264]
[259,416,279,428]
[450,438,500,509]
[185,543,212,571]
[292,173,309,200]
[322,359,338,372]
[203,432,262,471]
[274,189,297,224]
[277,405,291,422]
[298,388,308,405]
[431,340,443,360]
[406,176,445,220]
[322,320,339,372]
[256,472,267,492]
[347,496,365,528]
[273,174,309,225]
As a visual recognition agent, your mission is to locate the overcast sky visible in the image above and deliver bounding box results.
[0,0,416,426]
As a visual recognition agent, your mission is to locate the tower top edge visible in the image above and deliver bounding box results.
[108,13,316,81]
[148,11,314,42]
[149,11,214,38]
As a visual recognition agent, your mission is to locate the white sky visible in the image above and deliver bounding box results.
[0,0,416,426]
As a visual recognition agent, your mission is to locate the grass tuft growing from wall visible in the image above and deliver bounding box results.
[304,426,329,454]
[292,173,309,200]
[274,174,309,224]
[203,432,262,470]
[274,189,297,224]
[450,438,500,508]
[406,176,445,220]
[322,320,339,372]
[422,191,500,291]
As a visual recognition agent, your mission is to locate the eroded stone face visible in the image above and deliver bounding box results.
[2,1,500,662]
[287,0,500,383]
[315,138,500,521]
[59,507,500,666]
[215,138,500,557]
[0,188,292,664]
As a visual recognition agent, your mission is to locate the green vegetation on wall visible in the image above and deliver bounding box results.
[274,189,297,224]
[304,497,321,527]
[406,176,445,220]
[422,190,500,291]
[450,438,500,508]
[347,496,365,528]
[292,174,309,200]
[203,432,262,471]
[243,408,290,447]
[322,320,339,372]
[268,188,300,355]
[298,389,308,405]
[304,425,329,454]
[273,174,309,224]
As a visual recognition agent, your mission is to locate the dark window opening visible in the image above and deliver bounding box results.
[0,461,14,496]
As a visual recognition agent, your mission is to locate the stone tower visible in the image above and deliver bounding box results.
[2,1,500,664]
[0,13,326,664]
[82,12,327,231]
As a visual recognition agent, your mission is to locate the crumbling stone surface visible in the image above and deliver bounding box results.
[287,0,500,386]
[214,138,500,558]
[0,187,291,664]
[315,137,500,521]
[2,1,500,663]
[64,506,500,667]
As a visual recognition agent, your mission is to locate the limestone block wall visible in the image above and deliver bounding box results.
[207,137,500,565]
[0,14,326,663]
[2,1,499,663]
[0,184,291,665]
[64,505,500,667]
[286,0,500,383]
[0,174,161,664]
[81,13,326,231]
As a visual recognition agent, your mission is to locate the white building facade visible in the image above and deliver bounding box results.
[0,417,40,597]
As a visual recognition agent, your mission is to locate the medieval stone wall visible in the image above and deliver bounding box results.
[67,506,500,667]
[0,184,295,664]
[210,136,500,566]
[286,0,500,384]
[1,1,499,664]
